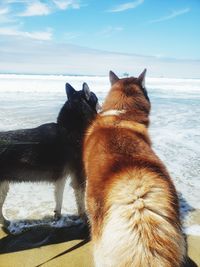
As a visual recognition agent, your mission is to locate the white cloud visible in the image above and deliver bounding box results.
[99,26,123,37]
[0,7,10,15]
[1,0,81,19]
[18,1,51,17]
[64,31,81,40]
[3,1,28,3]
[107,0,144,13]
[0,6,18,24]
[149,8,190,23]
[0,27,52,40]
[0,16,15,24]
[52,0,80,10]
[0,35,199,78]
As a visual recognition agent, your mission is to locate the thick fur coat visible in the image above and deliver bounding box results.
[83,70,186,267]
[0,83,98,225]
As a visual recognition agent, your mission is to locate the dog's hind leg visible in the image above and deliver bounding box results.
[0,181,10,226]
[54,176,66,220]
[71,171,86,221]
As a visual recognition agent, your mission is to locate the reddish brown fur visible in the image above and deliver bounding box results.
[83,71,186,267]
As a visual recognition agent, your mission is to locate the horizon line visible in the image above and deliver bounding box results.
[0,72,200,80]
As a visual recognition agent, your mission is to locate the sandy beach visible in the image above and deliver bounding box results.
[0,234,199,267]
[0,222,93,267]
[0,217,199,267]
[185,209,200,266]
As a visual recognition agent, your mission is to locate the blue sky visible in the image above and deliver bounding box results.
[0,0,200,76]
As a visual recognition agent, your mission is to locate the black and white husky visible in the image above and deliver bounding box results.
[0,82,99,226]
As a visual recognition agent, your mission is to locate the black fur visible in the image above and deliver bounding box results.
[0,83,98,223]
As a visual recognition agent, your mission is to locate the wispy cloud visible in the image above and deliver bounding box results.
[52,0,81,10]
[0,26,53,40]
[64,31,81,40]
[1,35,199,78]
[0,6,16,23]
[3,1,28,3]
[4,0,81,18]
[0,7,10,15]
[149,8,190,23]
[99,26,123,37]
[107,0,144,13]
[18,1,51,17]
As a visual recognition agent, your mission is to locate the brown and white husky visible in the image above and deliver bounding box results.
[83,70,186,267]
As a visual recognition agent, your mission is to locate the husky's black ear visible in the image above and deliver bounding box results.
[82,82,91,101]
[65,83,76,100]
[109,71,119,85]
[137,69,147,88]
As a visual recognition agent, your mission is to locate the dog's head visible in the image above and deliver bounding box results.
[65,82,100,112]
[57,82,99,128]
[102,70,150,119]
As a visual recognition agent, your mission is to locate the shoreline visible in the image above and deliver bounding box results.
[0,234,199,267]
[0,222,199,267]
[0,210,199,266]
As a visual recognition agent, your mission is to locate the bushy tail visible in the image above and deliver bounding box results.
[93,170,186,267]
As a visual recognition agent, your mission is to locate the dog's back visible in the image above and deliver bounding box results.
[84,71,186,267]
[0,82,98,224]
[0,83,97,182]
[0,123,69,182]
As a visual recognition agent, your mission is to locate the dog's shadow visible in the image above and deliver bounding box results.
[179,192,195,221]
[0,215,90,254]
[176,193,198,267]
[0,202,198,267]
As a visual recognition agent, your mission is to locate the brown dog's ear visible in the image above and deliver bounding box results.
[137,69,147,88]
[109,71,119,85]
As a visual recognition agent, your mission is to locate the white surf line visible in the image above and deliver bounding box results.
[184,224,200,236]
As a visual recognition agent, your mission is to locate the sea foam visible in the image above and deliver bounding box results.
[0,74,199,231]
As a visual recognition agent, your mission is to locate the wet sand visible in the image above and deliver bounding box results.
[0,239,92,267]
[185,210,200,266]
[0,223,92,267]
[0,222,199,267]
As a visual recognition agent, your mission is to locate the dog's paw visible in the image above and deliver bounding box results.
[79,213,88,224]
[4,218,10,227]
[54,210,61,221]
[0,218,10,228]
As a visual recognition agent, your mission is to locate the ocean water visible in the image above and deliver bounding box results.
[0,74,199,234]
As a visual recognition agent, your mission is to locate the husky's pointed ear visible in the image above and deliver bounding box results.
[82,82,91,101]
[65,83,76,99]
[137,69,147,88]
[109,71,119,85]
